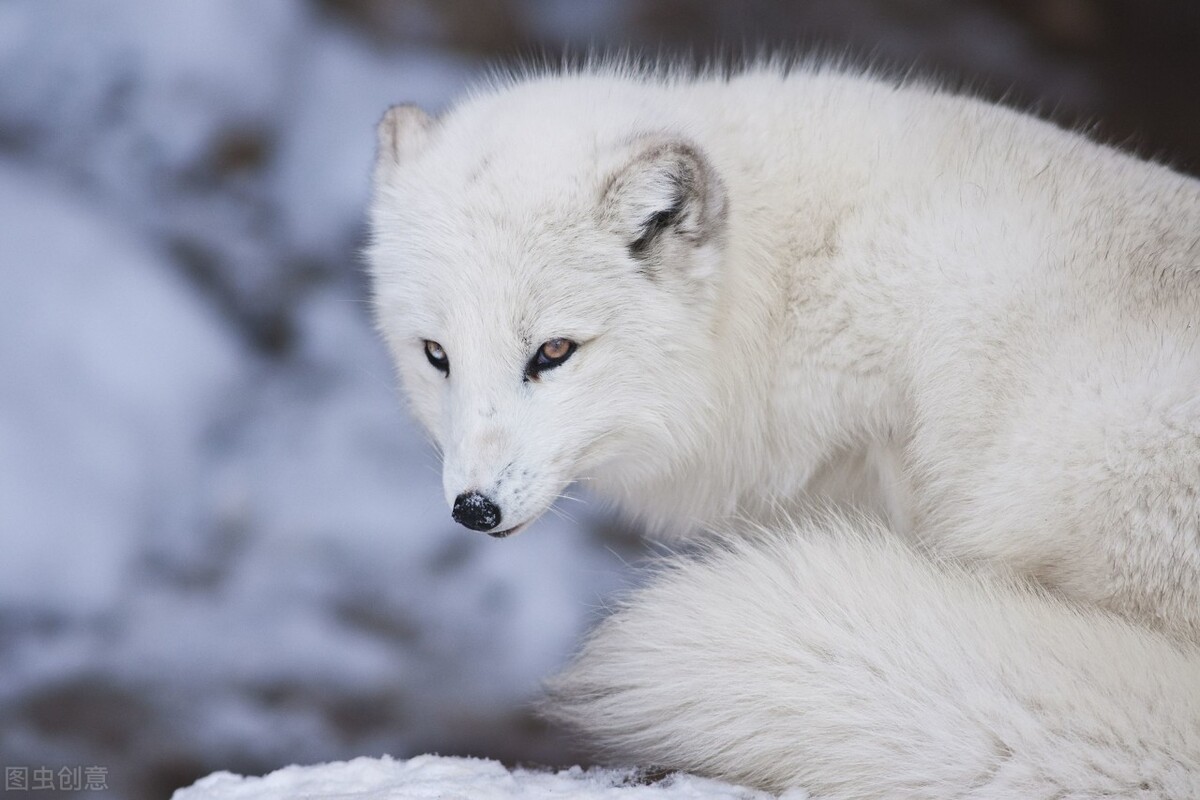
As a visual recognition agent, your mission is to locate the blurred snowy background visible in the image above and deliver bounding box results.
[0,1,1196,798]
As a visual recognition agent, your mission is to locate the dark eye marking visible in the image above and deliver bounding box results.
[525,338,577,381]
[423,339,449,376]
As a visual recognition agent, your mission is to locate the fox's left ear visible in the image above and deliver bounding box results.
[374,103,434,183]
[601,136,727,265]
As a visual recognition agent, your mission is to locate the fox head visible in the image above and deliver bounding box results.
[367,85,728,537]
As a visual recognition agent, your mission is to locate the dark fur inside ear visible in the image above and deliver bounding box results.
[629,190,685,256]
[603,137,726,264]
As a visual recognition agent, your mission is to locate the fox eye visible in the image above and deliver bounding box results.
[526,338,577,380]
[423,340,449,376]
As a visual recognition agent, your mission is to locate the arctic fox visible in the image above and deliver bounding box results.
[366,63,1200,797]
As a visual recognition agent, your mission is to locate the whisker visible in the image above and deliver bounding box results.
[548,504,579,525]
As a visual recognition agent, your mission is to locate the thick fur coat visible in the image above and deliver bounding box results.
[367,63,1200,797]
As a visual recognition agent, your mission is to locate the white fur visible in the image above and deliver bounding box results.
[546,517,1200,797]
[367,62,1200,796]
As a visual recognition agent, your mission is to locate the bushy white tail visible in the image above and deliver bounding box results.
[546,516,1200,798]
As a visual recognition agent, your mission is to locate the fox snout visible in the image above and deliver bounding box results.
[451,491,503,534]
[442,452,559,539]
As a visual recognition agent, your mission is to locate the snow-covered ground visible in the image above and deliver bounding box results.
[173,755,796,800]
[2,1,1194,798]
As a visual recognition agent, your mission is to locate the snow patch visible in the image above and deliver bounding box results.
[173,755,791,799]
[0,160,241,613]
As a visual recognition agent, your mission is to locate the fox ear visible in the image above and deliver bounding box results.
[375,104,433,179]
[602,137,727,262]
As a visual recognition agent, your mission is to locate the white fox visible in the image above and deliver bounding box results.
[366,62,1200,797]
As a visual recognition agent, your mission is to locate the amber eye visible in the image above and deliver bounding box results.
[541,338,572,360]
[423,340,449,376]
[526,338,577,379]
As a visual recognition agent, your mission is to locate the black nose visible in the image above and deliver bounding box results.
[452,491,502,532]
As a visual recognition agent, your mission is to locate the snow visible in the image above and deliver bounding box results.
[0,0,300,321]
[173,755,791,800]
[0,161,242,613]
[0,0,297,171]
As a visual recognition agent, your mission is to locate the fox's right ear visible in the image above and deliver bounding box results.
[375,104,433,181]
[601,135,727,269]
